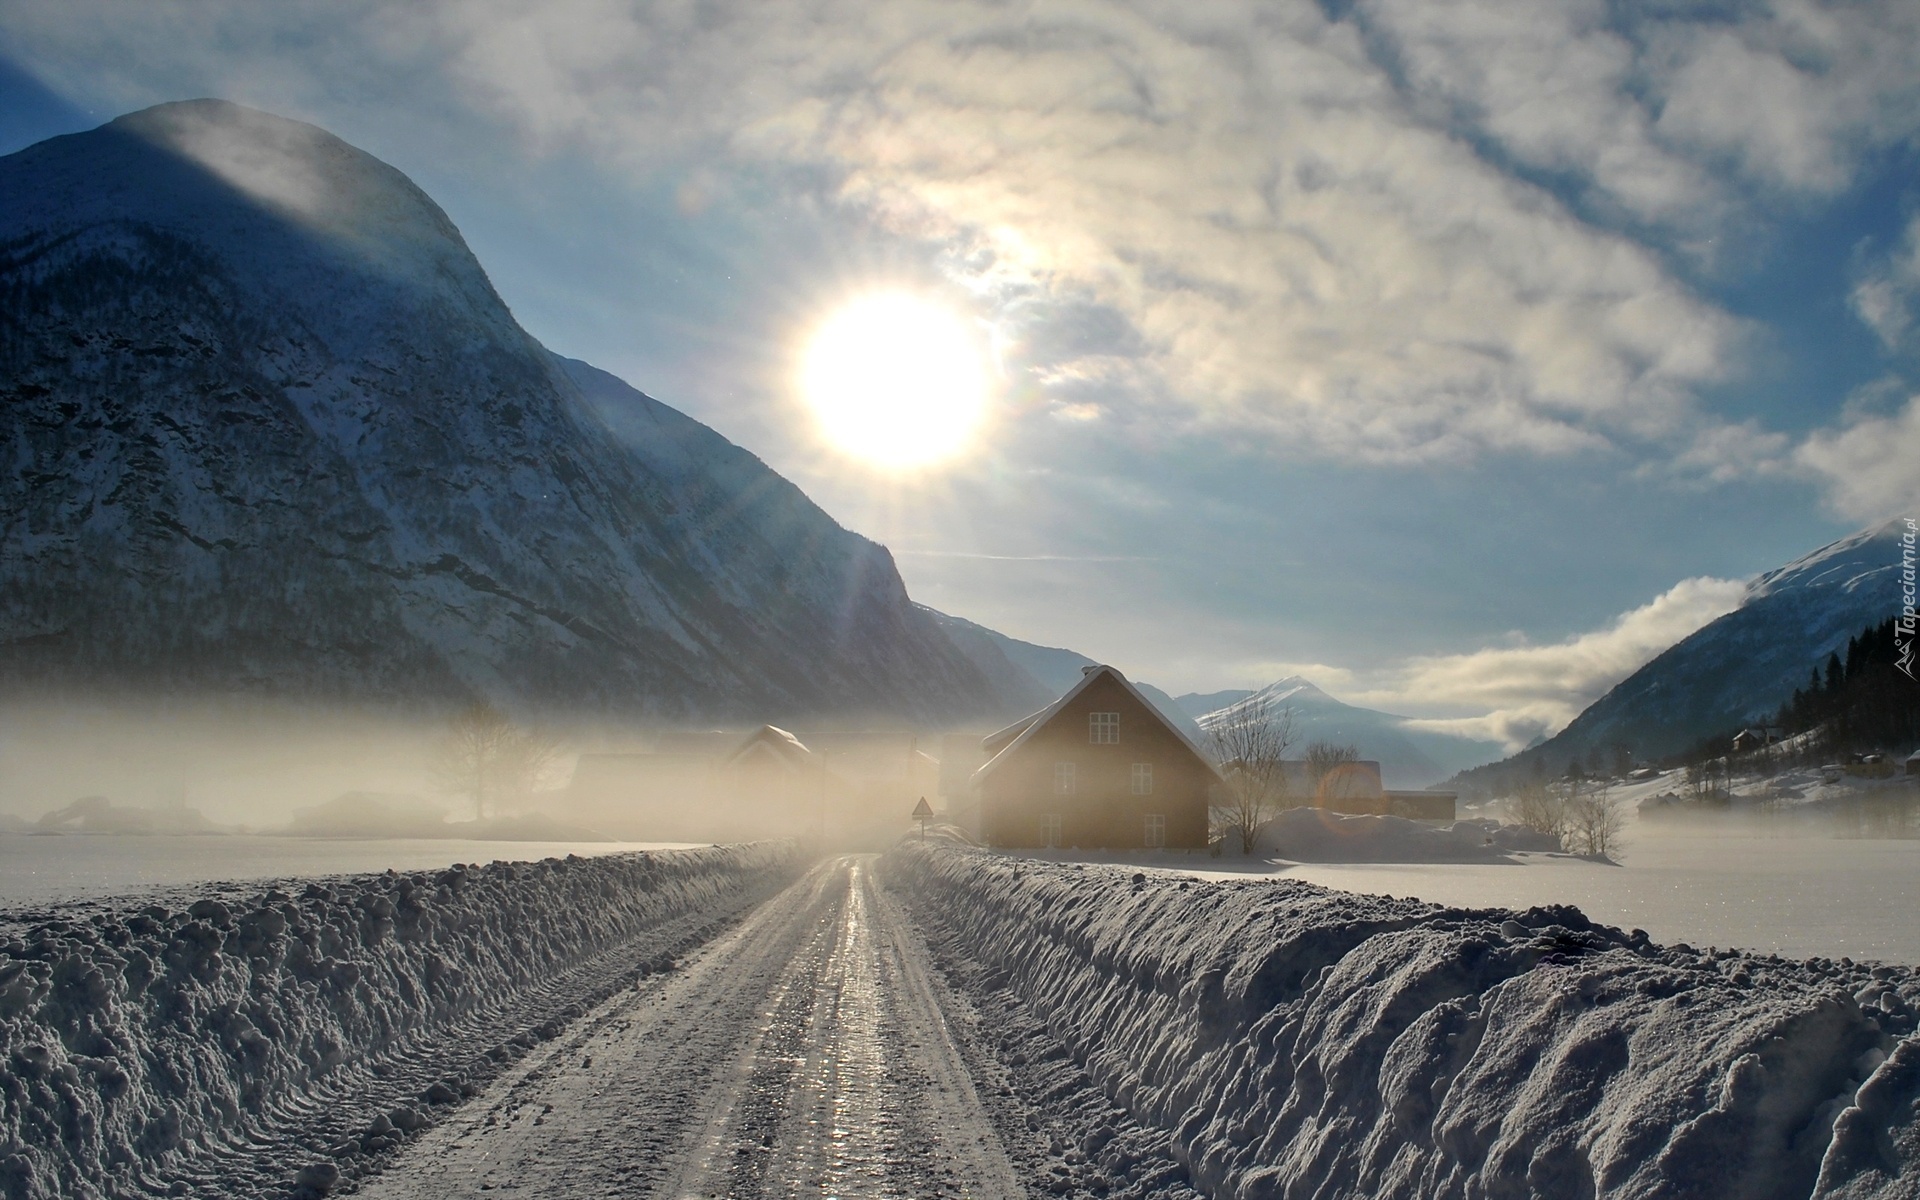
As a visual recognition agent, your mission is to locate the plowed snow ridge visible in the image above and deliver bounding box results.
[880,840,1920,1200]
[0,842,802,1199]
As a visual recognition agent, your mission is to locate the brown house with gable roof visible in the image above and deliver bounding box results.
[970,665,1219,849]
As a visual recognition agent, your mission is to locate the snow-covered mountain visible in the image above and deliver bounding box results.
[0,100,1016,722]
[1173,689,1254,718]
[1193,677,1504,789]
[1458,518,1912,782]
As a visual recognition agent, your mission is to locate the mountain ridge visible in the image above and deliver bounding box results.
[1449,517,1912,788]
[0,99,1018,723]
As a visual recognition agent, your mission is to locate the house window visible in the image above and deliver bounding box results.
[1089,712,1119,744]
[1131,763,1153,795]
[1054,762,1076,795]
[1041,813,1062,848]
[1144,813,1166,848]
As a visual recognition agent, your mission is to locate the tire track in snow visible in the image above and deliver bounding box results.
[359,856,1021,1199]
[355,862,844,1198]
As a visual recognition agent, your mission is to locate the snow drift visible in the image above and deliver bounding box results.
[1260,810,1562,862]
[882,841,1920,1200]
[0,842,802,1199]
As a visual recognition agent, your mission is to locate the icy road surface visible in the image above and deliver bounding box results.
[359,856,1025,1199]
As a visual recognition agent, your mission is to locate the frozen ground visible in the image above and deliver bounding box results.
[0,835,703,907]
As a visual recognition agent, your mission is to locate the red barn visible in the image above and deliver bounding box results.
[971,665,1219,849]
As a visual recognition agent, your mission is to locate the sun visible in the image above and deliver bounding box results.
[798,291,990,470]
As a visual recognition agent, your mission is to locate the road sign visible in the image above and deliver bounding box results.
[912,796,933,838]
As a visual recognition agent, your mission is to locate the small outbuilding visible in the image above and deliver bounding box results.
[971,665,1220,850]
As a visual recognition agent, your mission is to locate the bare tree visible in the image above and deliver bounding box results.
[1567,780,1624,858]
[1684,758,1731,807]
[1304,740,1362,801]
[1509,779,1569,846]
[1204,694,1295,854]
[432,702,562,820]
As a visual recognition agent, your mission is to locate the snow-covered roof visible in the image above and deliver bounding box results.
[725,724,814,770]
[970,665,1221,786]
[981,711,1044,754]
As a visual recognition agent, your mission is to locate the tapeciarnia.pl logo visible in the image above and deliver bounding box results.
[1899,517,1917,681]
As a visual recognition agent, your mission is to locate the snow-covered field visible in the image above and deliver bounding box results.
[1283,831,1920,965]
[884,839,1920,1200]
[0,835,705,908]
[1020,794,1920,965]
[0,843,800,1199]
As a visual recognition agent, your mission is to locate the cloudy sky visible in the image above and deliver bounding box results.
[5,1,1917,747]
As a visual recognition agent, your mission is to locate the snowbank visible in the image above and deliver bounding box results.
[882,840,1920,1200]
[0,842,801,1199]
[1260,810,1560,862]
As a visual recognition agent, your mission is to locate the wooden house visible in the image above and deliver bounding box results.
[970,665,1219,849]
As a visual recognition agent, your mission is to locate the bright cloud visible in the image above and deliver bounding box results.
[1347,575,1749,750]
[12,0,1917,469]
[1796,393,1920,521]
[1853,213,1920,352]
[1358,0,1920,240]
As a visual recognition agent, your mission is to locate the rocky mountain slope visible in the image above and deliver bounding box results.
[1454,518,1911,785]
[1193,676,1506,789]
[0,100,1015,722]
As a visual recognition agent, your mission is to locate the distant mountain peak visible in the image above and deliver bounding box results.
[1195,674,1503,788]
[1745,516,1908,603]
[104,100,460,251]
[1257,675,1330,701]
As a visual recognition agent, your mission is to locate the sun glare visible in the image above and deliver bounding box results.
[799,292,990,470]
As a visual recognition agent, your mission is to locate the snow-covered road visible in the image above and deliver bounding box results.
[21,840,1905,1199]
[359,856,1024,1199]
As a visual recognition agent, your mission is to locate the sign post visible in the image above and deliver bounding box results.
[912,796,934,840]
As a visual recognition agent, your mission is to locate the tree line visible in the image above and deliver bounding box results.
[1771,616,1919,757]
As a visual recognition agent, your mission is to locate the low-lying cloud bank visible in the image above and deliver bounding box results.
[1331,575,1746,751]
